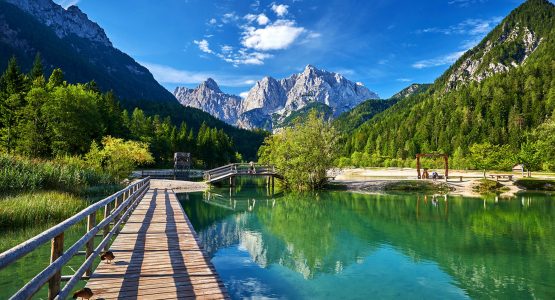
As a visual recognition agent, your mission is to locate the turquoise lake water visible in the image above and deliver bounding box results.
[178,187,555,299]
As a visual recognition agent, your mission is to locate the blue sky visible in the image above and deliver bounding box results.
[55,0,528,98]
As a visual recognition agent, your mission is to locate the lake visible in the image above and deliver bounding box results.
[178,187,555,299]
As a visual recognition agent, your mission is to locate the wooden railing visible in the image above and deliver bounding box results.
[203,163,277,181]
[0,177,150,300]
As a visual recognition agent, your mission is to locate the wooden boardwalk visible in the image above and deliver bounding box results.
[85,188,229,299]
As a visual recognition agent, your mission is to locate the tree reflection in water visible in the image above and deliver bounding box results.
[178,187,555,299]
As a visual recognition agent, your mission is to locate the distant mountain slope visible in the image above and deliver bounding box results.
[174,79,242,124]
[0,0,175,103]
[0,0,267,160]
[174,65,379,131]
[334,84,430,133]
[276,102,334,129]
[241,65,379,130]
[345,0,555,159]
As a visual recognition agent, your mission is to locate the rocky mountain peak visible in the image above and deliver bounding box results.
[4,0,112,47]
[200,78,221,93]
[441,0,553,91]
[174,81,241,124]
[175,66,379,131]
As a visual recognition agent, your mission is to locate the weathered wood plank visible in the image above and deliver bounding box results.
[85,188,228,299]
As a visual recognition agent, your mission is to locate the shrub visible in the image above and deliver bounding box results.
[85,136,154,181]
[473,179,509,194]
[515,178,555,191]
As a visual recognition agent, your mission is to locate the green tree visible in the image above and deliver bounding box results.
[29,52,44,81]
[470,142,500,178]
[0,56,27,153]
[258,111,339,190]
[85,136,154,181]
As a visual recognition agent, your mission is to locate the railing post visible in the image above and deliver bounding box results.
[85,212,96,276]
[48,233,64,300]
[103,203,111,251]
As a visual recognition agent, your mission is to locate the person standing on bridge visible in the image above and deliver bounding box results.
[248,161,257,174]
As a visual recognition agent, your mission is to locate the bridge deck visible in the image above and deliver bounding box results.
[85,188,228,299]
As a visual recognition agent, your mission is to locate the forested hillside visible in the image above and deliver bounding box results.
[341,0,555,170]
[333,84,430,133]
[0,57,255,168]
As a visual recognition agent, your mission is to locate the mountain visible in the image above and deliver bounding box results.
[344,0,555,161]
[240,65,379,130]
[0,0,175,103]
[0,0,267,160]
[174,79,242,124]
[334,84,431,133]
[174,65,379,131]
[390,83,431,100]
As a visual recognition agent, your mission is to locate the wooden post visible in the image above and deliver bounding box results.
[271,176,275,192]
[416,155,421,179]
[444,155,449,178]
[103,203,111,251]
[48,233,64,300]
[85,212,96,276]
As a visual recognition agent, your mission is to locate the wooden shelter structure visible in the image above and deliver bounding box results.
[416,153,449,179]
[173,152,191,179]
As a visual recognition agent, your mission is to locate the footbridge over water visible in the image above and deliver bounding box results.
[203,163,282,187]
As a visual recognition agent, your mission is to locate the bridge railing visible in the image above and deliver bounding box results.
[0,177,150,300]
[203,163,276,181]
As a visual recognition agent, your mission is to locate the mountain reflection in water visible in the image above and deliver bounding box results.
[178,188,555,299]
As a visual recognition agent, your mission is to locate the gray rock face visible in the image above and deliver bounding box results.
[5,0,111,46]
[446,25,541,91]
[242,65,379,128]
[174,65,379,131]
[174,78,242,124]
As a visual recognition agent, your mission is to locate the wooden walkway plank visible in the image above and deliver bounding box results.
[85,188,229,299]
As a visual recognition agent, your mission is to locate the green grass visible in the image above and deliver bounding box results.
[473,179,510,194]
[515,178,555,191]
[383,180,451,193]
[0,154,115,194]
[0,191,89,228]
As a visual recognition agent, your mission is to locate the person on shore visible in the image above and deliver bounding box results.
[248,161,256,174]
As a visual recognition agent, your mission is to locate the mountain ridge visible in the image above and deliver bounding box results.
[173,65,380,131]
[0,0,175,103]
[343,0,555,162]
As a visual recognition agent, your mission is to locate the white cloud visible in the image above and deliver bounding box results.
[396,78,412,82]
[244,14,257,23]
[222,12,239,24]
[239,91,250,98]
[242,20,305,51]
[419,17,502,36]
[208,18,217,25]
[244,13,270,25]
[140,62,257,87]
[55,0,80,9]
[193,39,213,54]
[140,62,210,84]
[221,45,233,53]
[271,4,289,17]
[218,50,273,66]
[412,51,466,69]
[257,14,270,25]
[448,0,486,7]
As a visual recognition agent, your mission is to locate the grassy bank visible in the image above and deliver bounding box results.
[383,181,451,193]
[473,179,510,194]
[0,154,115,194]
[0,191,88,228]
[515,178,555,191]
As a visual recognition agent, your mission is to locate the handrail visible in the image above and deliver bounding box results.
[0,177,150,300]
[203,163,277,179]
